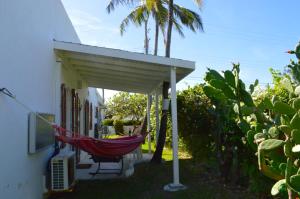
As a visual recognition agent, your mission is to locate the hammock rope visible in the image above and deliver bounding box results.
[0,87,147,158]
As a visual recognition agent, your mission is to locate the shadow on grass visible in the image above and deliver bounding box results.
[49,159,255,199]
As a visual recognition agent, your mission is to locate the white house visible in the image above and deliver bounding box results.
[0,1,195,199]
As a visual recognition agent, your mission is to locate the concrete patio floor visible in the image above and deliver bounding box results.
[76,149,152,180]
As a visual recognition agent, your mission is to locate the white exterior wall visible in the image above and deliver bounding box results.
[0,1,97,199]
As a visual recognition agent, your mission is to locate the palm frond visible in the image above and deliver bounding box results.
[172,18,184,38]
[119,5,149,35]
[106,0,137,13]
[152,1,168,27]
[173,4,203,33]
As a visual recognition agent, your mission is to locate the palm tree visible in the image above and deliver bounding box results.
[107,0,166,54]
[165,0,202,57]
[107,0,203,56]
[152,0,203,163]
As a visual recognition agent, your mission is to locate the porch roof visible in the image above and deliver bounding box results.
[53,40,195,93]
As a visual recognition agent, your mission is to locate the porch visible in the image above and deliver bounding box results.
[54,40,195,190]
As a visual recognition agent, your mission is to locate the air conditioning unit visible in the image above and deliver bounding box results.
[51,151,76,191]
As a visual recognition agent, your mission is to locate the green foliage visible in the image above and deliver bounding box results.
[102,119,141,126]
[122,119,141,126]
[202,64,271,191]
[268,68,291,103]
[203,63,274,194]
[177,84,214,161]
[271,179,287,197]
[286,58,300,84]
[113,119,124,135]
[258,139,284,151]
[101,41,300,198]
[273,101,296,115]
[106,92,147,121]
[226,49,300,197]
[102,119,114,126]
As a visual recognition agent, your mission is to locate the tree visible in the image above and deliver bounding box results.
[152,0,203,163]
[106,92,147,121]
[107,0,161,54]
[165,0,203,57]
[151,81,169,163]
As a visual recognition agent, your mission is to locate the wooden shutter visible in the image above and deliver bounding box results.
[89,103,93,130]
[71,89,76,134]
[75,93,80,134]
[84,100,89,136]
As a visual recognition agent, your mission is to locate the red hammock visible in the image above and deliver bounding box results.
[52,125,147,158]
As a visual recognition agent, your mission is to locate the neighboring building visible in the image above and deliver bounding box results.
[0,1,195,198]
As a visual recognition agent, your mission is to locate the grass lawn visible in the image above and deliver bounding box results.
[141,141,173,161]
[49,158,255,199]
[49,135,254,199]
[106,135,174,161]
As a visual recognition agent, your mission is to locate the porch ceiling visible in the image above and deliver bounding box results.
[53,40,195,94]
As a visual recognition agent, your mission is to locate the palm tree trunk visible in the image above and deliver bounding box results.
[154,18,159,56]
[151,0,174,163]
[144,17,149,54]
[165,0,173,58]
[151,81,169,163]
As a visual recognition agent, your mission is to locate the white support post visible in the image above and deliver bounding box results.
[155,91,159,145]
[147,94,152,154]
[164,67,186,192]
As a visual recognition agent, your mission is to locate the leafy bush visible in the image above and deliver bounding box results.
[113,119,124,135]
[177,84,215,161]
[123,120,141,126]
[102,119,114,126]
[102,119,141,126]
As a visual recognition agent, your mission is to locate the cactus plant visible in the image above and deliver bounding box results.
[204,53,300,198]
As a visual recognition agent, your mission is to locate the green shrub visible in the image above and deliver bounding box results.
[177,84,215,161]
[123,120,141,126]
[113,119,124,135]
[102,119,114,126]
[103,119,141,127]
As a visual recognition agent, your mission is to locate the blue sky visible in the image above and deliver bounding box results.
[61,0,300,98]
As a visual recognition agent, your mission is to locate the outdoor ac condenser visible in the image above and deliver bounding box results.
[51,151,76,191]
